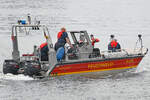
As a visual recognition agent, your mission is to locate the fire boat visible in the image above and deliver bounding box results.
[3,19,148,78]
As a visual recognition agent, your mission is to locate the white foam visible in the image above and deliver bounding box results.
[0,73,34,81]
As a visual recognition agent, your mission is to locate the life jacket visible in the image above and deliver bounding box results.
[91,38,99,46]
[57,31,64,39]
[40,42,47,49]
[110,40,118,48]
[57,31,67,44]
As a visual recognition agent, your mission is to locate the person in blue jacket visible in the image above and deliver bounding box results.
[54,28,73,61]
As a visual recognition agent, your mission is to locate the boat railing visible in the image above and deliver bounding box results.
[100,49,130,58]
[20,55,39,61]
[101,48,148,58]
[126,47,148,55]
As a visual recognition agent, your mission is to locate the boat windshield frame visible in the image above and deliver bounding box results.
[67,30,92,45]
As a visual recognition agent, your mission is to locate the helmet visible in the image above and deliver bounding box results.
[110,35,114,39]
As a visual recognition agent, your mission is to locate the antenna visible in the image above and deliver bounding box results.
[27,13,31,25]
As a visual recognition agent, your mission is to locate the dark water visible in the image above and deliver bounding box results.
[0,0,150,100]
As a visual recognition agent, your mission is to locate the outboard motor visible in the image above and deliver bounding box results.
[23,61,41,77]
[3,60,19,75]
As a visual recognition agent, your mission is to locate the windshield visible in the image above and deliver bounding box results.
[69,32,88,44]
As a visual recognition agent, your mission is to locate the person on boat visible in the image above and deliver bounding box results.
[108,39,121,52]
[40,42,49,61]
[90,34,100,47]
[79,34,85,43]
[78,34,86,47]
[54,27,73,61]
[89,34,101,57]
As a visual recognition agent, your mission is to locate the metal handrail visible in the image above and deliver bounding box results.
[101,49,128,54]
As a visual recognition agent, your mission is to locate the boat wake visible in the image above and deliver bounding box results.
[0,68,148,82]
[0,73,34,81]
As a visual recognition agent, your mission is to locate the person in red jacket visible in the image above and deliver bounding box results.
[40,42,48,61]
[90,34,100,47]
[108,38,121,52]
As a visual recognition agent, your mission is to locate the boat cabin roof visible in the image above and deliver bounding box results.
[68,30,87,33]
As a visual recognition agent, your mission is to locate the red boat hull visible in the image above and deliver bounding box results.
[50,56,143,76]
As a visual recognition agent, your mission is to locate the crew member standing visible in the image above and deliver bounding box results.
[90,34,100,47]
[54,27,73,61]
